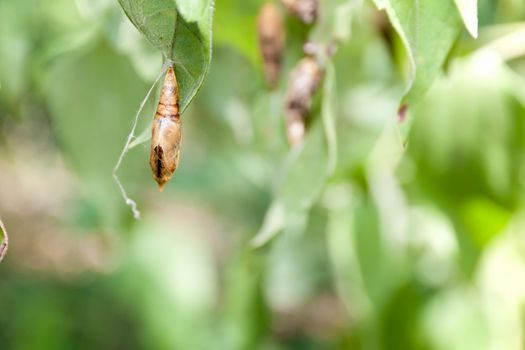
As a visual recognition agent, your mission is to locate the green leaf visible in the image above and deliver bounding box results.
[213,0,258,64]
[117,0,177,56]
[45,41,150,226]
[372,0,462,106]
[455,0,478,38]
[117,0,214,113]
[460,197,511,249]
[324,184,372,319]
[252,119,330,246]
[252,58,339,246]
[322,61,338,176]
[222,251,268,349]
[0,218,7,262]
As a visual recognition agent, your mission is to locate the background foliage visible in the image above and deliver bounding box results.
[1,0,525,349]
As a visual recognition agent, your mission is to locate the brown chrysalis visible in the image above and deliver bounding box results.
[150,66,181,191]
[285,56,323,145]
[257,3,285,88]
[280,0,318,24]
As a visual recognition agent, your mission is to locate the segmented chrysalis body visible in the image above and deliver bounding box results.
[285,56,323,145]
[257,3,285,88]
[281,0,318,24]
[150,66,181,191]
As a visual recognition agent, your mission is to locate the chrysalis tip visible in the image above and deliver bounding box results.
[157,182,166,192]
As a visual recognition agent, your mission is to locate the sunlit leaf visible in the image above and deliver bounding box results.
[455,0,478,38]
[460,197,511,249]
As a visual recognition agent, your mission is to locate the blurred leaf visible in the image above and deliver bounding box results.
[264,214,331,310]
[322,61,338,176]
[116,218,217,349]
[423,288,489,350]
[222,251,269,349]
[455,0,478,38]
[372,0,462,106]
[311,0,360,45]
[408,53,525,275]
[0,218,7,262]
[380,281,432,350]
[0,0,31,105]
[45,40,149,225]
[409,53,524,207]
[460,197,511,249]
[253,120,330,245]
[354,196,401,307]
[324,184,371,319]
[117,0,214,113]
[214,0,258,64]
[251,202,285,247]
[253,58,341,245]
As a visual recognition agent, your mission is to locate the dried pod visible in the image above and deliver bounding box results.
[257,3,285,88]
[285,56,323,145]
[280,0,318,24]
[150,66,181,191]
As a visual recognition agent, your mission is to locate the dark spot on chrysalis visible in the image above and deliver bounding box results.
[154,145,164,179]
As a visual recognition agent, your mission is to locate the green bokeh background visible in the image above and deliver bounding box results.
[1,0,525,349]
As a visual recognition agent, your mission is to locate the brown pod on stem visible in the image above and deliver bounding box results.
[280,0,318,24]
[257,3,285,88]
[150,66,181,191]
[285,56,323,145]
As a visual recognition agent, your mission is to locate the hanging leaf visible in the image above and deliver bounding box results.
[117,0,214,113]
[0,218,7,262]
[372,0,462,106]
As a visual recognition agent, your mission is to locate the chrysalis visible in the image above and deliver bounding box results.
[257,3,285,88]
[285,56,323,145]
[150,66,181,191]
[280,0,318,24]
